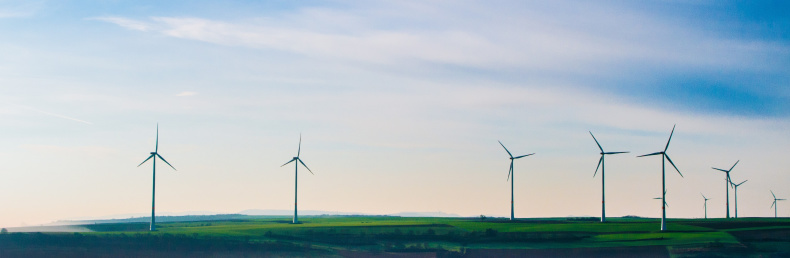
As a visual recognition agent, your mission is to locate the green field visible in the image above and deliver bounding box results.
[2,216,790,257]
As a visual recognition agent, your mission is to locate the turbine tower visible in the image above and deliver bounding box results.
[712,160,738,218]
[498,141,534,221]
[701,193,710,219]
[589,132,628,223]
[771,190,785,218]
[730,179,747,218]
[137,124,177,231]
[281,134,313,224]
[637,124,683,231]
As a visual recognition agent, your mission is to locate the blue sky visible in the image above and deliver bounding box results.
[0,0,789,227]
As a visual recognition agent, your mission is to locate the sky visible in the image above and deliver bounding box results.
[0,0,789,228]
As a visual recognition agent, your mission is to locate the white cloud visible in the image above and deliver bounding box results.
[90,16,152,31]
[91,2,786,77]
[7,103,93,125]
[176,91,198,97]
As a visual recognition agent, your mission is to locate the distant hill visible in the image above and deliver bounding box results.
[389,211,460,217]
[240,209,460,217]
[239,209,367,216]
[43,210,463,227]
[58,214,251,225]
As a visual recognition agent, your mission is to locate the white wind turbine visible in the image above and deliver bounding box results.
[281,134,313,224]
[498,141,534,221]
[137,124,177,231]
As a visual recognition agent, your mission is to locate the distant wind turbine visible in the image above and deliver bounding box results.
[137,124,177,231]
[653,198,668,207]
[730,179,747,218]
[653,190,669,208]
[701,193,710,219]
[771,190,785,218]
[637,125,683,231]
[589,132,628,223]
[498,141,534,221]
[281,134,313,224]
[712,160,738,218]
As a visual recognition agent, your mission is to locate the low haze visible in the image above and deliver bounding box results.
[1,0,789,228]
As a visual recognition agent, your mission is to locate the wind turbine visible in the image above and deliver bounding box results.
[137,124,177,231]
[712,160,738,218]
[637,125,683,231]
[653,190,669,213]
[498,141,534,221]
[653,193,669,207]
[730,179,747,218]
[589,132,628,223]
[701,193,710,219]
[281,134,313,224]
[771,190,785,218]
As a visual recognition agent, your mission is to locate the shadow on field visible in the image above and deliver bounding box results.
[0,232,329,257]
[462,246,668,258]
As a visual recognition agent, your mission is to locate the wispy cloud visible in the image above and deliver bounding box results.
[9,104,93,125]
[176,91,198,97]
[21,144,115,155]
[92,2,786,75]
[90,16,152,31]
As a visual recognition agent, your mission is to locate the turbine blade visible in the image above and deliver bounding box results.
[281,159,296,167]
[738,180,748,186]
[593,156,603,178]
[589,131,603,152]
[297,134,302,157]
[701,193,706,199]
[711,167,729,173]
[729,160,739,172]
[498,141,513,158]
[155,123,159,153]
[637,152,662,157]
[771,201,775,208]
[664,124,675,152]
[604,151,629,155]
[513,153,534,159]
[665,154,683,178]
[156,154,177,171]
[779,199,787,201]
[298,158,313,174]
[506,161,513,181]
[772,190,776,199]
[137,154,155,167]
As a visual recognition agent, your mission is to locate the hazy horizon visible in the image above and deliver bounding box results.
[1,1,789,228]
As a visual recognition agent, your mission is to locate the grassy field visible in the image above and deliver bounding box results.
[2,216,790,257]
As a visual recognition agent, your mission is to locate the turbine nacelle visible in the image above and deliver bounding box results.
[498,140,533,181]
[712,160,739,182]
[589,132,629,179]
[281,134,314,174]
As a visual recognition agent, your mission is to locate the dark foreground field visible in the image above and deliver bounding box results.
[2,216,790,257]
